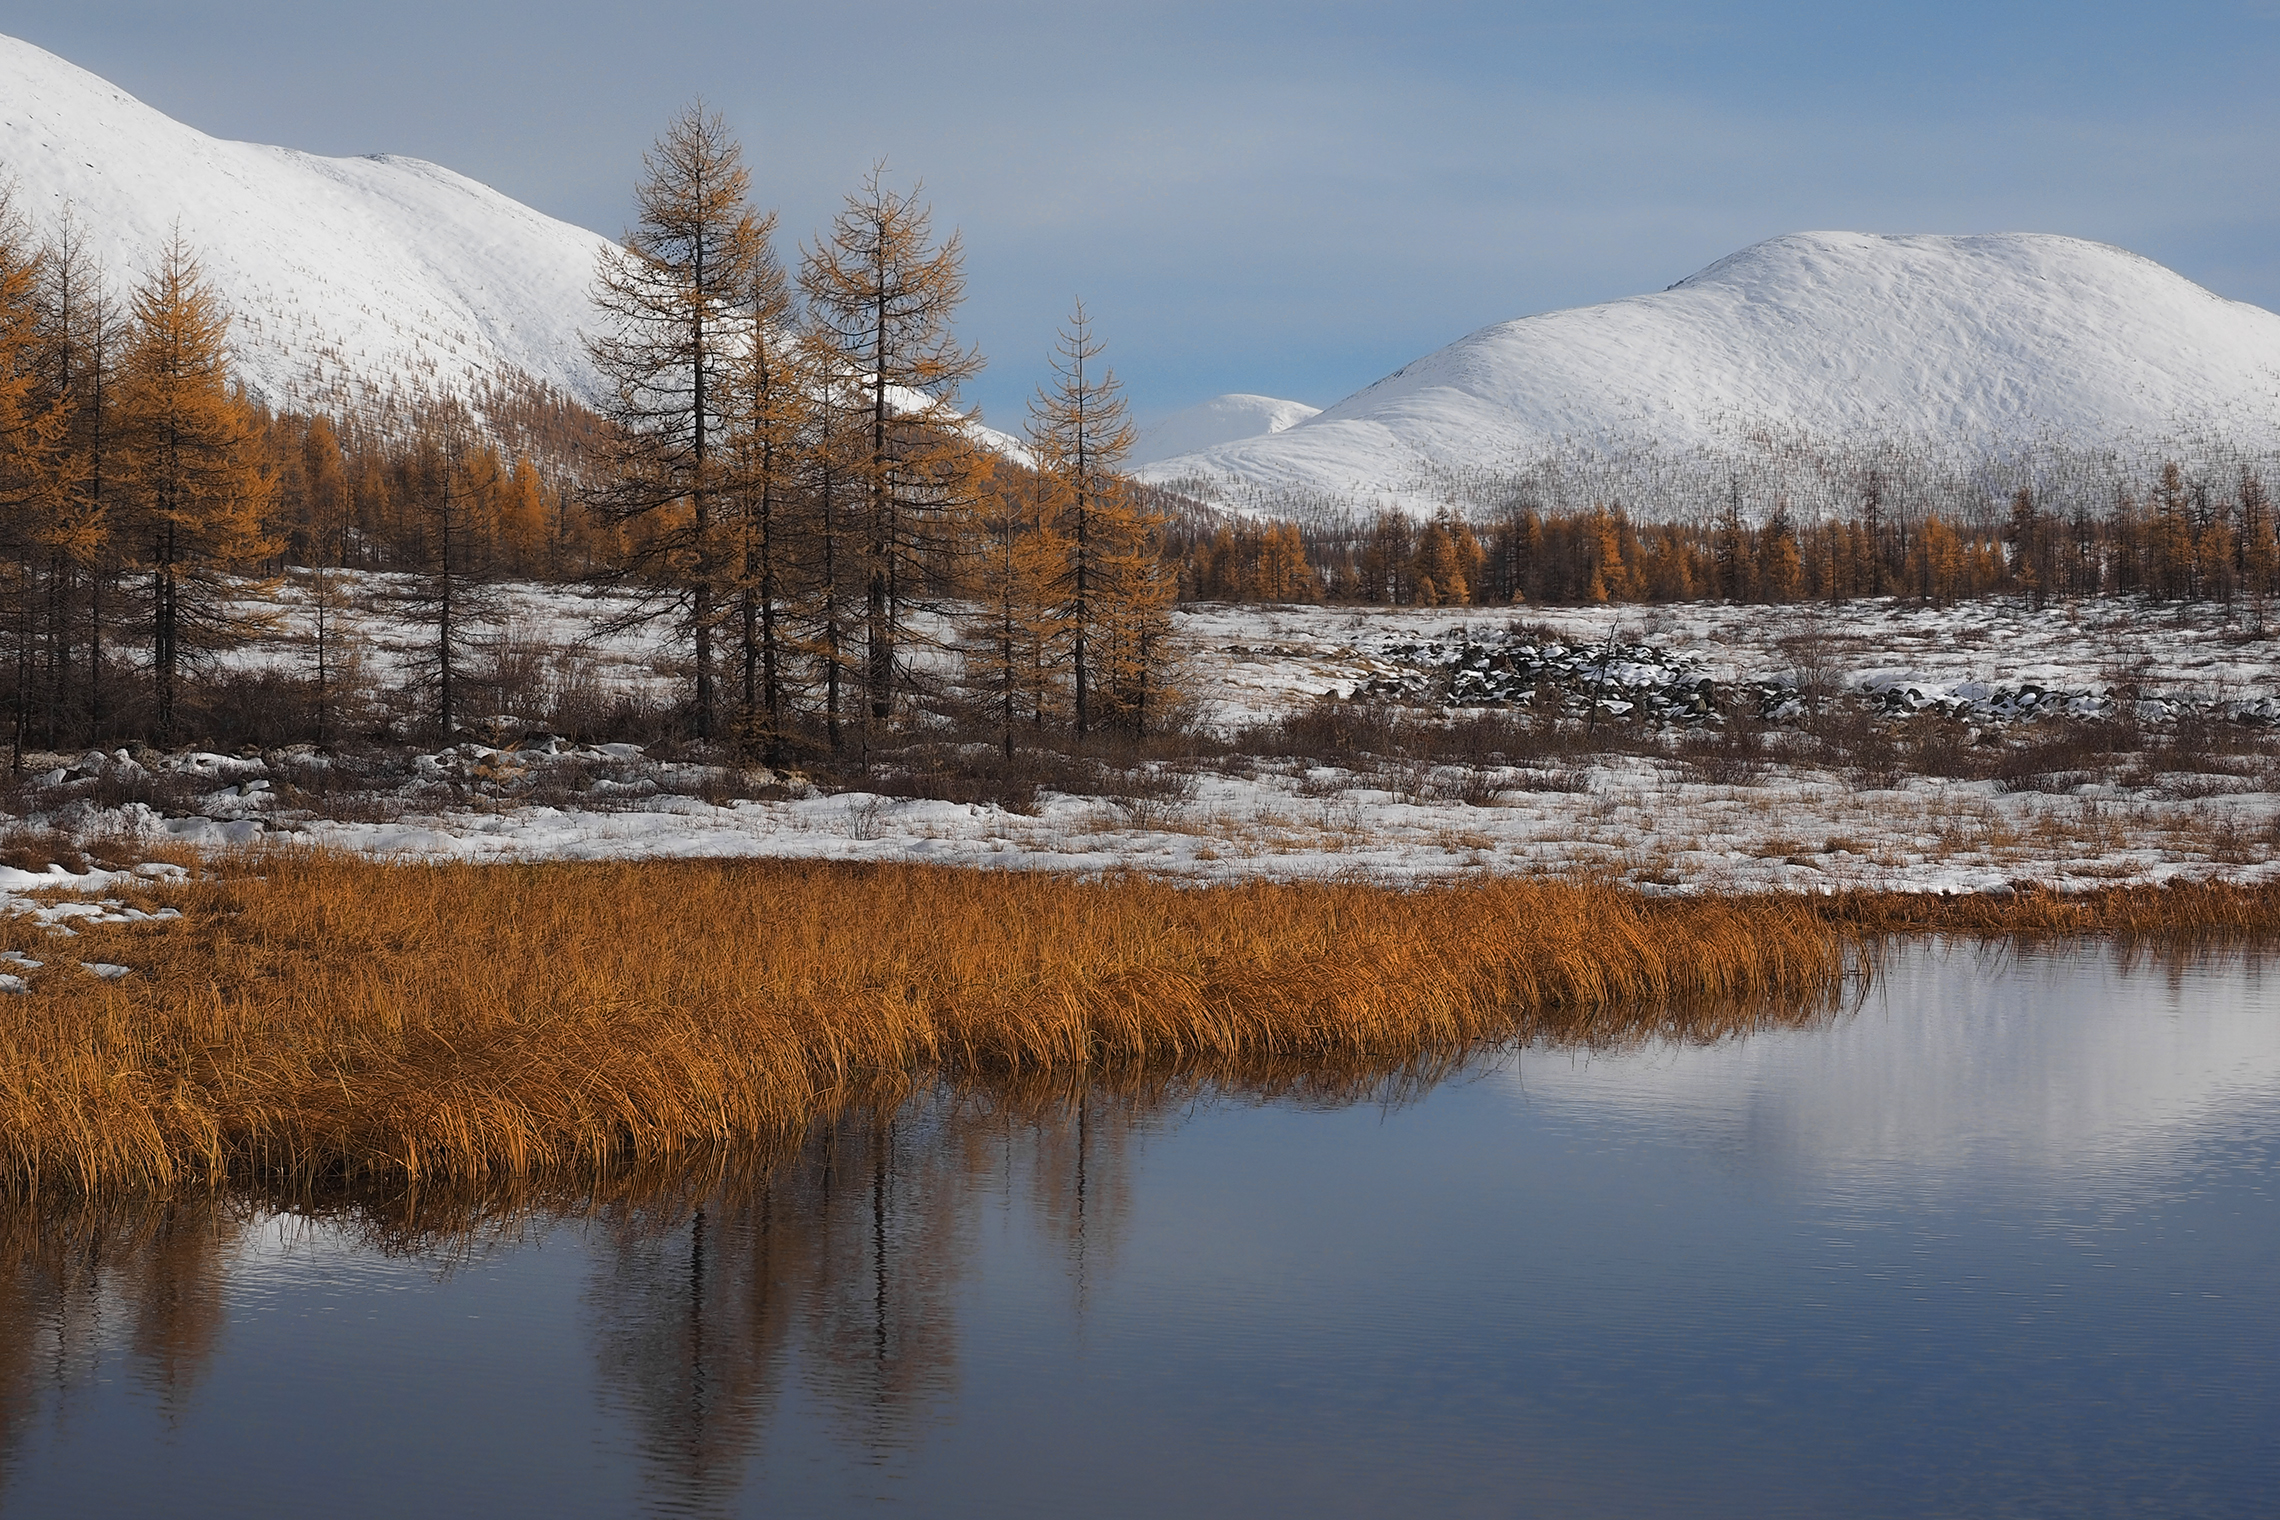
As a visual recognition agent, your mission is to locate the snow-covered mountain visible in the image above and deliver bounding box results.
[1140,232,2280,517]
[1130,393,1319,469]
[0,32,611,417]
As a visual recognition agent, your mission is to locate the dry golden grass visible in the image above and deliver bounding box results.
[13,853,2280,1199]
[1,854,1854,1195]
[1822,879,2280,938]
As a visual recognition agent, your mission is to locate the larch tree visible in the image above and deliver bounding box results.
[0,189,66,766]
[1089,491,1179,736]
[298,413,351,567]
[31,210,123,748]
[496,454,549,575]
[1025,300,1135,737]
[587,103,764,742]
[963,458,1064,757]
[300,558,364,746]
[114,234,277,747]
[2241,470,2275,630]
[724,232,806,763]
[799,165,984,733]
[400,430,501,737]
[794,338,867,753]
[1018,302,1180,737]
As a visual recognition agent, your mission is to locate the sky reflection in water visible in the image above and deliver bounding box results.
[2,941,2274,1517]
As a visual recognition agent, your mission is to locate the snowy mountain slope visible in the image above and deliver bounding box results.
[1130,393,1320,468]
[0,32,612,416]
[1139,233,2280,516]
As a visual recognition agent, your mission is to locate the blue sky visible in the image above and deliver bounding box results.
[6,2,2277,426]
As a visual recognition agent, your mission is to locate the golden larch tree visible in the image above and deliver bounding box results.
[725,234,807,763]
[114,235,277,746]
[587,104,764,742]
[964,459,1067,756]
[799,164,985,731]
[1026,299,1136,736]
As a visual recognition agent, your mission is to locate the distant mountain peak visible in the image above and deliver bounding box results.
[1130,393,1320,469]
[1141,231,2280,519]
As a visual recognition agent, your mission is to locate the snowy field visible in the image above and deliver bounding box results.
[10,583,2280,910]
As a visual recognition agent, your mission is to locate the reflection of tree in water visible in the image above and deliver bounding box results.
[583,1190,800,1514]
[582,1085,1154,1510]
[1014,1089,1142,1320]
[0,1200,240,1490]
[0,1019,1846,1511]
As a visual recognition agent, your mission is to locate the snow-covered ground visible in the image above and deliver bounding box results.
[8,588,2280,908]
[1158,597,2280,893]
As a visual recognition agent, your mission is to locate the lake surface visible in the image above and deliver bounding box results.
[3,942,2275,1517]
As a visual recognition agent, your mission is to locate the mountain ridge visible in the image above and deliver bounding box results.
[0,31,612,420]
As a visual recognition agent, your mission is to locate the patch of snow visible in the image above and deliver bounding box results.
[10,585,2280,897]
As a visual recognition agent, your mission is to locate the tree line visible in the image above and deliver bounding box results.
[0,194,619,757]
[1170,464,2280,612]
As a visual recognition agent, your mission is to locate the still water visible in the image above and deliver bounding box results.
[3,942,2275,1517]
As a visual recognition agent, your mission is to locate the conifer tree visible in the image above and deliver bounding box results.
[964,461,1066,755]
[794,343,867,752]
[799,165,984,732]
[400,432,503,736]
[1858,473,1886,597]
[292,561,369,747]
[0,193,35,446]
[1091,499,1179,736]
[114,235,277,746]
[299,414,350,566]
[497,455,548,575]
[724,235,806,762]
[2150,461,2193,599]
[1256,522,1317,603]
[1759,503,1802,602]
[29,211,123,747]
[1414,515,1471,605]
[1017,303,1185,737]
[2240,471,2275,628]
[1715,481,1751,601]
[1026,301,1135,735]
[0,190,64,765]
[2006,486,2049,608]
[587,104,764,741]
